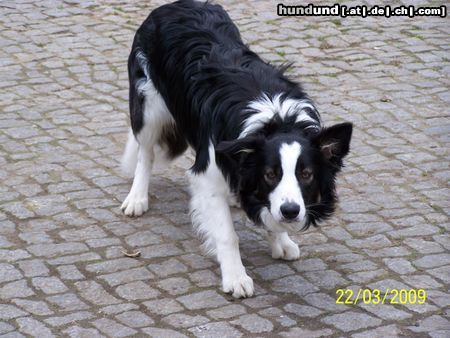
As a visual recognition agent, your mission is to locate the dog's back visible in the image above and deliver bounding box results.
[127,0,309,173]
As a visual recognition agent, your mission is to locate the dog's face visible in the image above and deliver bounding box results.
[217,122,352,232]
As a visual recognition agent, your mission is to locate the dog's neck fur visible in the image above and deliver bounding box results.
[240,93,321,139]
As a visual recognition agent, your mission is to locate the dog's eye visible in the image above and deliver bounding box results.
[265,169,276,181]
[301,169,313,180]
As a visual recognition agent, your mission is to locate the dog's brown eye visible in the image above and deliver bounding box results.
[301,169,313,180]
[265,170,276,181]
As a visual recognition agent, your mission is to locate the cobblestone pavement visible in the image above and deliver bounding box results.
[0,0,449,337]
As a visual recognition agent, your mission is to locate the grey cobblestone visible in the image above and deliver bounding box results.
[322,311,382,332]
[0,0,448,336]
[0,280,34,299]
[92,318,137,338]
[16,317,55,338]
[230,313,273,333]
[115,281,159,301]
[143,298,184,316]
[0,264,22,283]
[75,281,121,306]
[32,277,68,294]
[115,310,154,328]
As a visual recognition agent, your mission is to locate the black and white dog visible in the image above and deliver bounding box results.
[121,0,352,298]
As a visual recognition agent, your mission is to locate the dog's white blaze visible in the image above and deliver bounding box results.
[240,93,319,138]
[269,142,306,223]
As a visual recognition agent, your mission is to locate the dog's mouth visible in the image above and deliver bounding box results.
[281,218,298,224]
[278,218,306,233]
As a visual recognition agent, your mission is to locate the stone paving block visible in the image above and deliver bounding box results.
[139,243,183,259]
[12,299,53,316]
[62,326,106,338]
[0,323,14,335]
[27,242,88,257]
[99,267,153,287]
[271,275,319,296]
[56,265,85,280]
[0,249,31,262]
[177,290,229,310]
[46,252,101,265]
[115,310,154,328]
[115,281,160,301]
[0,0,448,336]
[206,304,247,320]
[157,277,192,296]
[0,264,22,283]
[258,306,297,327]
[359,303,413,321]
[92,318,137,338]
[279,327,333,338]
[143,298,184,316]
[162,313,209,328]
[230,313,274,333]
[31,276,68,294]
[16,317,55,338]
[188,270,220,287]
[407,315,450,334]
[147,258,188,277]
[44,311,94,327]
[0,305,28,320]
[75,280,121,305]
[124,230,161,246]
[284,303,323,318]
[142,327,188,338]
[351,324,404,338]
[303,270,348,290]
[292,258,327,272]
[46,293,89,312]
[322,311,382,332]
[0,280,34,299]
[304,293,348,312]
[189,322,243,338]
[383,258,416,274]
[428,265,450,284]
[254,263,295,281]
[85,258,142,274]
[414,254,450,269]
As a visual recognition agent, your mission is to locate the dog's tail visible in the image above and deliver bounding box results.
[121,129,139,177]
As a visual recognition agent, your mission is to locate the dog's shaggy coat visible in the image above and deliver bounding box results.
[122,0,353,298]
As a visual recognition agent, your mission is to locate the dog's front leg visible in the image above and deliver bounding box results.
[188,153,254,298]
[190,182,254,298]
[260,208,300,260]
[267,231,300,261]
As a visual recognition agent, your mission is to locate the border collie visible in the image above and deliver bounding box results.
[121,0,352,298]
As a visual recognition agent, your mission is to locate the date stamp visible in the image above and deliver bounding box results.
[336,288,427,305]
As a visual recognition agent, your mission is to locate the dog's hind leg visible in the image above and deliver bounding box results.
[121,129,154,216]
[121,57,173,216]
[189,144,254,298]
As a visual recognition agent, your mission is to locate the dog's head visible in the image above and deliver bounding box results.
[216,122,352,232]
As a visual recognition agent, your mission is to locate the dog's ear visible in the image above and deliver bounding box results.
[315,122,353,166]
[215,136,264,158]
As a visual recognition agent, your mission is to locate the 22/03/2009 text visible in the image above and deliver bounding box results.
[336,288,427,305]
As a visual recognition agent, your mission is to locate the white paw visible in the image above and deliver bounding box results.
[121,193,148,217]
[222,271,254,298]
[270,233,300,261]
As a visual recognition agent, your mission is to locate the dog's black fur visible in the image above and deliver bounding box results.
[128,0,352,228]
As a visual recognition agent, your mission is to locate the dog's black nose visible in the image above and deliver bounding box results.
[280,202,300,220]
